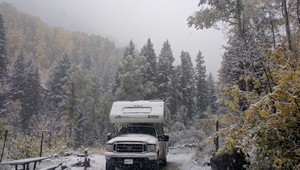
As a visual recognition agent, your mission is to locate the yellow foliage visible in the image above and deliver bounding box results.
[219,46,300,169]
[8,135,40,159]
[260,110,269,118]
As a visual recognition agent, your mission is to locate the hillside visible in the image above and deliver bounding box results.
[0,2,123,81]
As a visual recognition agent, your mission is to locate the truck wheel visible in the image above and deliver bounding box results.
[161,156,167,166]
[155,159,161,170]
[150,162,160,170]
[148,160,160,170]
[105,162,115,170]
[157,161,161,170]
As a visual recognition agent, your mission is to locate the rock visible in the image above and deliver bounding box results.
[210,148,249,170]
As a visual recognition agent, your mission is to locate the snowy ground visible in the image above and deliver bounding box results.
[0,146,212,170]
[42,146,211,170]
[163,146,211,170]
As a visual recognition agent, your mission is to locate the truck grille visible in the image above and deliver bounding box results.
[114,142,146,153]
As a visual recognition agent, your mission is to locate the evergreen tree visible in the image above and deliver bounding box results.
[9,52,27,129]
[0,13,7,114]
[115,54,148,100]
[112,67,121,95]
[140,38,157,99]
[195,51,208,117]
[0,13,7,81]
[167,66,181,123]
[83,54,103,145]
[179,51,195,125]
[189,1,300,168]
[112,40,136,95]
[83,53,94,72]
[10,51,26,101]
[156,40,174,100]
[23,60,41,118]
[10,54,42,132]
[114,40,156,101]
[47,53,71,109]
[64,64,89,147]
[37,53,71,141]
[124,39,135,59]
[207,73,218,114]
[101,62,115,92]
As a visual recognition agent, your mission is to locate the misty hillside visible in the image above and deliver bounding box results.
[0,1,299,170]
[0,2,123,81]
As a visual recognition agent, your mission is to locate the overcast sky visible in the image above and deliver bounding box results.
[1,0,227,78]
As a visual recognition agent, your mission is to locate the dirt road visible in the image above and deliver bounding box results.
[162,146,211,170]
[29,146,211,170]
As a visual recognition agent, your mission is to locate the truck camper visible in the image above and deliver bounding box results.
[104,100,169,170]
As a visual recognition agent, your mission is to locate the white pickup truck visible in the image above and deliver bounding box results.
[104,100,169,170]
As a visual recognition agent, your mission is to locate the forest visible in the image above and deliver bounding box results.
[0,2,217,159]
[188,0,299,169]
[0,0,299,169]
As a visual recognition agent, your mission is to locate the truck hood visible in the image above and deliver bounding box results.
[107,134,157,144]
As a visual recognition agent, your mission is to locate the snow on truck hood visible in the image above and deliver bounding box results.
[107,134,157,144]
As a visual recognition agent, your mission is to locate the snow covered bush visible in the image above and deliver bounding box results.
[7,134,40,159]
[218,47,300,169]
[168,118,217,147]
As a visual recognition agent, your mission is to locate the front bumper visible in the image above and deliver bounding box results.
[105,152,157,168]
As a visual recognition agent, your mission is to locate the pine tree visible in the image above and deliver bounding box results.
[167,66,181,123]
[63,64,88,147]
[179,51,195,125]
[47,53,71,109]
[112,40,136,96]
[207,73,218,114]
[0,13,7,114]
[10,54,42,132]
[83,53,103,145]
[83,53,94,72]
[9,51,27,129]
[156,40,175,100]
[141,38,157,99]
[10,51,26,101]
[24,60,41,118]
[124,39,135,59]
[195,51,208,117]
[42,53,71,140]
[0,13,7,81]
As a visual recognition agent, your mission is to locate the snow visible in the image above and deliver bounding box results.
[1,146,211,170]
[36,146,211,170]
[166,146,211,170]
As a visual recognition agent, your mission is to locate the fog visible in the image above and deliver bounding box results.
[1,0,226,78]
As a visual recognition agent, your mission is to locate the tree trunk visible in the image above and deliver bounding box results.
[297,0,300,25]
[282,0,293,52]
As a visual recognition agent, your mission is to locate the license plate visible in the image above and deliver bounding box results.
[124,159,133,164]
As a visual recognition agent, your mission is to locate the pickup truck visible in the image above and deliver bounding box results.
[104,101,169,170]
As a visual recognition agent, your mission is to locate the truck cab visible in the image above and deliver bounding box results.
[104,101,169,170]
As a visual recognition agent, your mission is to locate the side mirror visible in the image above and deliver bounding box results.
[107,133,112,141]
[158,135,169,141]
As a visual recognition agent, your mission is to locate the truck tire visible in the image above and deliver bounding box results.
[161,156,167,166]
[105,162,115,170]
[148,162,160,170]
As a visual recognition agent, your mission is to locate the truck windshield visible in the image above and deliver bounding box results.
[118,126,156,137]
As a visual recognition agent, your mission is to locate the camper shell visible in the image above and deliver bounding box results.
[105,100,169,170]
[109,100,164,124]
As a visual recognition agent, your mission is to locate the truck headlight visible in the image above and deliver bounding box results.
[105,144,114,152]
[147,144,156,153]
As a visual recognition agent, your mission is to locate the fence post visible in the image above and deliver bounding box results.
[214,119,219,152]
[84,150,88,170]
[40,132,44,157]
[48,132,52,148]
[1,130,8,162]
